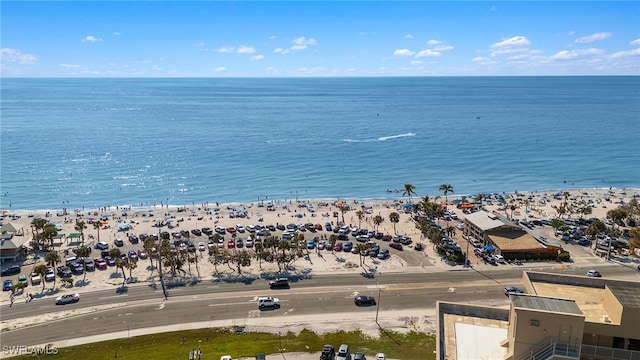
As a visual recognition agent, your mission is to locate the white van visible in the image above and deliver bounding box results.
[96,241,109,250]
[336,344,350,360]
[493,254,506,264]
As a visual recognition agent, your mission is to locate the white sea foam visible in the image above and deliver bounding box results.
[378,132,415,141]
[344,132,415,143]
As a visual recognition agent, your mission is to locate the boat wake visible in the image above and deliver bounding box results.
[343,132,415,143]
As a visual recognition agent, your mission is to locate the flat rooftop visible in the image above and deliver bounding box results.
[529,281,611,323]
[511,294,583,315]
[443,313,509,360]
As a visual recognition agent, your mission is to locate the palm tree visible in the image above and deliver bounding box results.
[403,183,417,203]
[45,250,60,289]
[33,264,48,292]
[339,205,348,225]
[373,215,384,232]
[110,248,122,274]
[355,243,368,267]
[143,237,156,269]
[439,184,454,208]
[75,246,91,282]
[606,209,628,259]
[389,212,400,234]
[474,193,486,210]
[93,221,102,242]
[328,234,337,253]
[585,219,606,249]
[74,221,87,246]
[31,218,48,251]
[444,225,456,239]
[356,210,364,229]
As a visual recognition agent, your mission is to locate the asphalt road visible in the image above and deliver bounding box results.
[1,264,637,347]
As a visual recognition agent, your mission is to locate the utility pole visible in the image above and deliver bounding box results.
[375,275,382,328]
[157,226,168,299]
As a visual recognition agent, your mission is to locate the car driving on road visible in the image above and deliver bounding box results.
[269,278,290,289]
[55,293,80,305]
[354,295,376,306]
[257,296,280,309]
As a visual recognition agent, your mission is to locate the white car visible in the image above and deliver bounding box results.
[220,356,232,360]
[55,293,80,305]
[257,296,280,309]
[198,242,206,252]
[375,353,386,360]
[235,224,245,233]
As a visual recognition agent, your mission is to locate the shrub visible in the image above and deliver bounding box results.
[558,252,571,262]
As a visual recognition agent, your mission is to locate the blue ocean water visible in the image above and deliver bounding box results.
[1,77,639,210]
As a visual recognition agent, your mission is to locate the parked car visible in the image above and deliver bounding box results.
[354,295,376,306]
[198,242,206,252]
[354,352,366,360]
[55,293,80,305]
[137,249,148,259]
[377,249,390,260]
[389,242,403,251]
[320,344,336,360]
[82,258,95,271]
[45,266,56,281]
[586,270,602,277]
[128,250,138,261]
[191,228,202,236]
[69,262,84,275]
[31,272,42,285]
[114,238,124,247]
[1,265,21,276]
[95,241,109,250]
[3,279,13,291]
[104,256,116,266]
[94,257,107,270]
[269,278,290,289]
[336,344,350,360]
[333,242,343,252]
[343,241,353,252]
[257,296,280,309]
[375,353,386,360]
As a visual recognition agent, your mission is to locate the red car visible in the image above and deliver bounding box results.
[226,227,236,234]
[389,242,403,251]
[382,235,392,242]
[314,224,323,231]
[333,242,343,252]
[137,249,148,259]
[227,239,235,248]
[93,257,107,270]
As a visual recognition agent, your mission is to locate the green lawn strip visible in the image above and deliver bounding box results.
[17,328,435,359]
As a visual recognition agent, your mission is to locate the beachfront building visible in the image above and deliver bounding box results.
[0,234,29,264]
[464,211,561,259]
[436,271,640,360]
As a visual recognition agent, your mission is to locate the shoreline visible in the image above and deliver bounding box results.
[2,186,638,215]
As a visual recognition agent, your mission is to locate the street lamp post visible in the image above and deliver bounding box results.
[375,277,382,327]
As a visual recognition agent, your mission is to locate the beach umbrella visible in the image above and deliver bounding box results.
[484,245,495,252]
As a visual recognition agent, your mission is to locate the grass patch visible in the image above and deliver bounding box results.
[16,327,435,359]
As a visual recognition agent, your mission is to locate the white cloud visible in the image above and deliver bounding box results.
[610,48,640,59]
[293,36,317,46]
[274,48,289,55]
[574,32,612,44]
[630,38,640,46]
[433,45,454,52]
[217,47,235,53]
[405,34,413,39]
[59,64,81,68]
[568,31,575,36]
[427,39,442,45]
[237,46,255,54]
[270,35,277,40]
[113,32,121,36]
[250,54,264,61]
[0,48,37,64]
[82,35,102,42]
[491,36,530,48]
[290,45,307,51]
[410,60,423,65]
[549,48,604,60]
[214,67,227,72]
[415,49,441,58]
[393,49,414,57]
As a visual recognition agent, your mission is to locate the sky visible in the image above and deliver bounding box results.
[1,1,639,77]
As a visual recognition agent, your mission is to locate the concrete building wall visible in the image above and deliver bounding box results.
[507,307,585,360]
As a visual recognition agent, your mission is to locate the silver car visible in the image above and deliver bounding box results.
[55,293,80,305]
